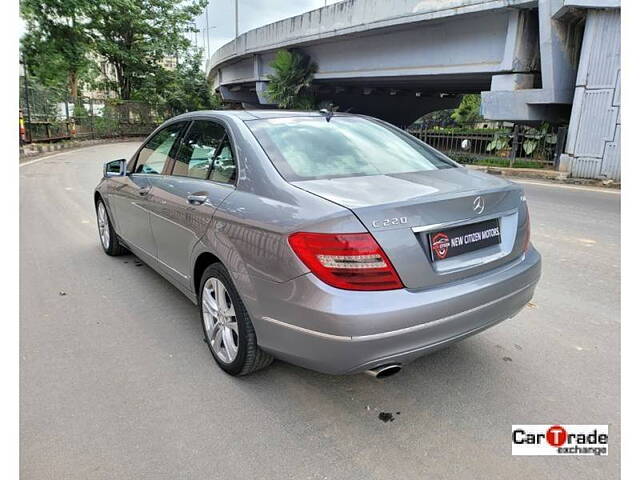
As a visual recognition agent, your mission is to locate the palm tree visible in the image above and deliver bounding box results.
[265,49,318,109]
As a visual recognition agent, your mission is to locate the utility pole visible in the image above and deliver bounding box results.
[205,2,211,60]
[21,54,32,143]
[203,25,216,63]
[235,0,239,40]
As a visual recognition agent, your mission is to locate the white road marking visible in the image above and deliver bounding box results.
[19,141,140,168]
[19,151,71,167]
[513,179,620,195]
[578,238,597,246]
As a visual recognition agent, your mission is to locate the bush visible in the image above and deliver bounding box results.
[421,126,509,135]
[451,94,482,124]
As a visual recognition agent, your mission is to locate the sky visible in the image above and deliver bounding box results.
[18,1,342,64]
[192,0,342,61]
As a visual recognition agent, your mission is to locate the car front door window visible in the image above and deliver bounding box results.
[134,122,185,174]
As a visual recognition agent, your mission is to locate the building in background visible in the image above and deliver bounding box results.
[159,56,178,71]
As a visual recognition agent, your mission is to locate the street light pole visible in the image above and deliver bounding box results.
[205,1,211,60]
[21,54,32,143]
[205,26,216,55]
[194,22,198,48]
[235,0,239,40]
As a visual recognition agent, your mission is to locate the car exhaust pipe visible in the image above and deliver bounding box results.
[364,364,402,379]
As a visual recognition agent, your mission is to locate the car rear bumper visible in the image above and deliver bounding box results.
[247,246,541,375]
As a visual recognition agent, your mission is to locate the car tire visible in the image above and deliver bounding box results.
[199,263,273,376]
[96,198,126,256]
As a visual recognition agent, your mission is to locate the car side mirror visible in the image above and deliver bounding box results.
[104,159,127,178]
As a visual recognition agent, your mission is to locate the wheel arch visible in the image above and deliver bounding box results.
[94,190,114,222]
[193,251,222,298]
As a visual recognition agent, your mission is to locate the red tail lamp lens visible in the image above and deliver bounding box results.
[288,232,403,291]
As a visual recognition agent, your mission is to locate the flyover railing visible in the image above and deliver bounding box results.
[406,123,568,169]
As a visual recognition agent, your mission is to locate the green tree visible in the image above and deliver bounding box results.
[265,49,317,109]
[144,48,220,114]
[171,50,221,112]
[451,94,482,124]
[72,99,88,118]
[88,0,206,100]
[20,0,95,97]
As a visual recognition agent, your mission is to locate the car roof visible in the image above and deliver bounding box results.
[171,109,356,122]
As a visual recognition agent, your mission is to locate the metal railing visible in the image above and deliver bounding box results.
[406,123,568,169]
[19,84,172,144]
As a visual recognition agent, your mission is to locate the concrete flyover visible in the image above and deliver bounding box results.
[207,0,620,181]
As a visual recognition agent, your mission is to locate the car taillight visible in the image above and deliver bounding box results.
[288,232,404,291]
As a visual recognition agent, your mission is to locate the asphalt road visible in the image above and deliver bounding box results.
[20,142,620,479]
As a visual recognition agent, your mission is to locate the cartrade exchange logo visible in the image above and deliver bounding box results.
[512,425,608,456]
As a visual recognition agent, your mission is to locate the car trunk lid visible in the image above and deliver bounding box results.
[292,167,528,289]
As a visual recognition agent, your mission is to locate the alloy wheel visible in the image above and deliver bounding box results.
[97,202,110,249]
[202,277,239,363]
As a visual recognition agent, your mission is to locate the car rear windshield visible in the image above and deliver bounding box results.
[245,116,456,181]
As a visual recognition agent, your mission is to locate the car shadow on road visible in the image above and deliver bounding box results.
[107,251,520,432]
[229,336,516,431]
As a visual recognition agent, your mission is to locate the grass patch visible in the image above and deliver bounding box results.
[411,127,510,135]
[449,153,548,169]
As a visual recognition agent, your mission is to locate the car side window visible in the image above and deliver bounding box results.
[134,122,185,175]
[173,121,226,179]
[209,136,237,184]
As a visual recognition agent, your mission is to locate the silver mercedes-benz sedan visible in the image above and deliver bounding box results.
[94,110,541,378]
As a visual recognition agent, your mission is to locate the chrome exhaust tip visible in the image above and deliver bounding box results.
[365,364,402,379]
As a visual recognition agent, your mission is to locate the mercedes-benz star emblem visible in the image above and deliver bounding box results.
[473,196,485,214]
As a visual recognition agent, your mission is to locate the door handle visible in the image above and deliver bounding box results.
[138,187,151,196]
[187,193,208,205]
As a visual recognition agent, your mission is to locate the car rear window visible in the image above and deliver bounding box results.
[245,116,456,181]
